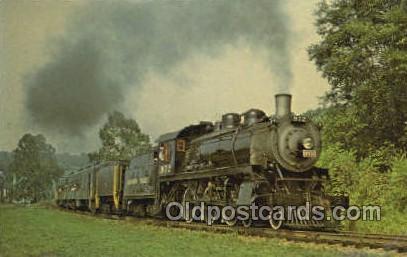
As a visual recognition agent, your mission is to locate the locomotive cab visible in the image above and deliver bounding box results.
[157,122,214,175]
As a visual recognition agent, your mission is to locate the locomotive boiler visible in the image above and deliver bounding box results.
[182,94,321,173]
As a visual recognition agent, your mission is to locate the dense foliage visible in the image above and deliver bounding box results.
[309,0,407,233]
[309,0,407,156]
[316,143,407,233]
[8,134,62,202]
[88,111,151,162]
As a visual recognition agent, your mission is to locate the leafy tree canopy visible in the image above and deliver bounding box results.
[9,134,62,202]
[309,0,407,153]
[89,111,151,162]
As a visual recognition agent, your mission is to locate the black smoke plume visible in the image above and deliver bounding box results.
[26,0,292,135]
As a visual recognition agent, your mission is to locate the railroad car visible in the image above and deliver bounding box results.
[123,151,159,216]
[57,161,127,214]
[56,169,90,209]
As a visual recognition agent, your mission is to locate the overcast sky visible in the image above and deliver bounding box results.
[0,0,328,154]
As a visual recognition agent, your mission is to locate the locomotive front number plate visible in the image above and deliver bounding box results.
[302,150,317,158]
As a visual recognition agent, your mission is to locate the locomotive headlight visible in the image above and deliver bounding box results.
[302,137,314,150]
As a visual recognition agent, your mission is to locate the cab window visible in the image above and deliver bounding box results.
[159,143,170,162]
[176,139,186,152]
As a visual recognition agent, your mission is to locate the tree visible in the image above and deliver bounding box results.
[9,134,62,202]
[309,0,407,154]
[89,111,151,162]
[0,151,13,202]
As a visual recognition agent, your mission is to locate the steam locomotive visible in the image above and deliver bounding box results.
[56,94,348,230]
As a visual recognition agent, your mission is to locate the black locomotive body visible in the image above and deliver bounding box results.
[56,94,348,230]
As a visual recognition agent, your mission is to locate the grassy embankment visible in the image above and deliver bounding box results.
[0,204,398,257]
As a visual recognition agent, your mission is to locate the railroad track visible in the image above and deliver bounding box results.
[54,206,407,253]
[154,220,407,253]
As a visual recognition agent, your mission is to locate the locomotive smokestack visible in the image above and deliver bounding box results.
[275,94,292,117]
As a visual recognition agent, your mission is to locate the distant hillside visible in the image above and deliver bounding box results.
[56,153,90,173]
[0,151,89,175]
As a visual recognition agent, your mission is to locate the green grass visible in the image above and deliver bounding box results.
[346,209,407,235]
[0,204,396,257]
